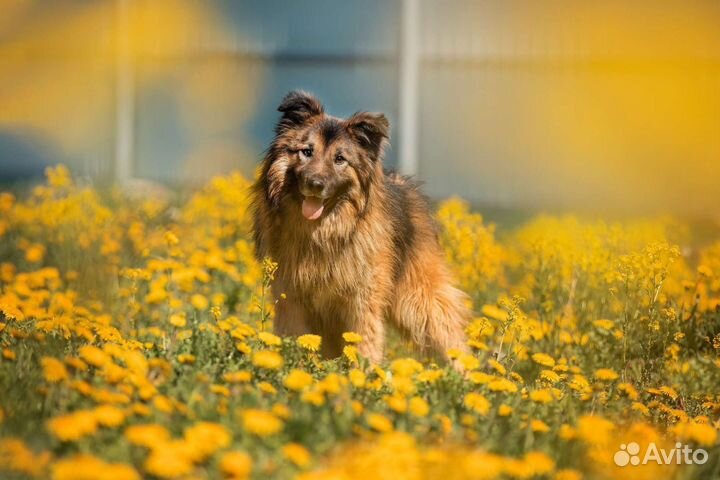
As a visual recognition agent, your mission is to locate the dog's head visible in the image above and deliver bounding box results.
[262,90,389,221]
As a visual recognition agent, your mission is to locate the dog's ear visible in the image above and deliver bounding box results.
[275,90,324,133]
[346,112,390,160]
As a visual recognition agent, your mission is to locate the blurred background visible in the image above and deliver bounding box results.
[0,0,719,218]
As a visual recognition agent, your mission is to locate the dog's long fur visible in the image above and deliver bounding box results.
[251,91,469,363]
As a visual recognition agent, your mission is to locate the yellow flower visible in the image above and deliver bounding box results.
[272,403,291,419]
[559,424,577,440]
[282,443,312,468]
[594,368,619,381]
[124,424,170,448]
[343,345,359,364]
[342,332,362,344]
[190,293,209,310]
[93,405,125,428]
[78,345,110,368]
[530,419,550,433]
[523,451,555,475]
[301,389,325,406]
[488,378,518,393]
[576,415,614,444]
[481,304,508,322]
[52,454,140,480]
[284,369,314,391]
[539,369,561,384]
[177,353,196,364]
[529,389,554,404]
[531,353,555,368]
[240,409,283,437]
[408,397,429,417]
[631,402,650,416]
[417,369,443,383]
[25,244,46,263]
[47,410,98,441]
[223,370,252,383]
[366,413,393,432]
[488,359,506,375]
[348,369,366,388]
[297,334,322,352]
[672,421,718,446]
[618,382,639,400]
[164,231,179,246]
[41,356,68,383]
[258,382,277,395]
[386,394,407,413]
[153,395,174,413]
[252,350,283,370]
[464,392,490,415]
[458,353,480,371]
[258,331,282,347]
[390,358,423,377]
[168,313,186,327]
[554,469,583,480]
[184,422,231,459]
[219,451,253,479]
[592,319,614,330]
[498,404,513,416]
[144,441,195,478]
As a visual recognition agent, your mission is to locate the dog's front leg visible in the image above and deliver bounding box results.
[348,301,385,365]
[272,286,311,336]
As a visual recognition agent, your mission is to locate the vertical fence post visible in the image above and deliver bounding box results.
[398,0,420,176]
[115,0,134,183]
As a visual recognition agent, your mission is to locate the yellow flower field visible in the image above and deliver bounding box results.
[0,165,719,479]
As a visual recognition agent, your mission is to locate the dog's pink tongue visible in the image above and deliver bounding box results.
[302,196,324,220]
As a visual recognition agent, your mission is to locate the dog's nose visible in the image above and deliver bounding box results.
[307,178,324,194]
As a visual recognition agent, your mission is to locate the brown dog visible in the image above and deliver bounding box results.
[251,91,469,364]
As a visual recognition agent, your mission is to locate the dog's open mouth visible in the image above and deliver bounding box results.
[301,196,325,220]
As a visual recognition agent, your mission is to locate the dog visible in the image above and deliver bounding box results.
[251,91,470,364]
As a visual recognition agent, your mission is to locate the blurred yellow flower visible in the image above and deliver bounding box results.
[530,389,554,404]
[40,356,68,383]
[190,294,209,310]
[594,368,619,381]
[531,353,556,368]
[498,404,513,416]
[282,442,312,468]
[219,451,253,479]
[348,369,366,388]
[240,409,283,437]
[124,424,171,448]
[530,419,551,433]
[672,421,717,446]
[366,413,393,433]
[284,369,314,391]
[52,454,140,480]
[144,441,195,478]
[184,422,231,459]
[47,410,98,441]
[252,350,283,370]
[93,405,125,428]
[463,393,490,415]
[409,397,429,417]
[223,370,252,383]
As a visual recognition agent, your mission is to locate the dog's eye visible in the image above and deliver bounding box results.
[300,148,313,158]
[334,155,347,166]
